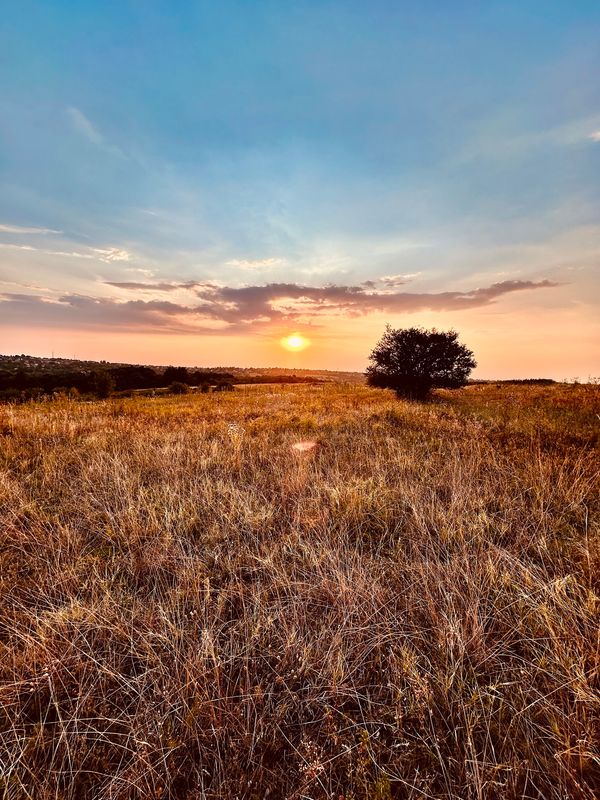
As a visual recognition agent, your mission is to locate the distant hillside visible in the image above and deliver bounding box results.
[0,353,365,398]
[220,365,365,384]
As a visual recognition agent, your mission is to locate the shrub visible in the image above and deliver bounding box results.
[169,381,190,395]
[366,326,476,400]
[92,371,115,399]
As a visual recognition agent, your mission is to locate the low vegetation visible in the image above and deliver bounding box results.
[0,355,350,403]
[0,382,598,799]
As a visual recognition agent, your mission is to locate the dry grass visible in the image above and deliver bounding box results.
[0,382,598,799]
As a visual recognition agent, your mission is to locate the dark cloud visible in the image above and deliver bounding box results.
[1,279,558,334]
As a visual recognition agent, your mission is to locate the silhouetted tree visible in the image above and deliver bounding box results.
[109,365,159,391]
[164,366,189,385]
[366,326,476,400]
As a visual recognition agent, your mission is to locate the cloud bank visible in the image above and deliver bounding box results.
[0,279,558,334]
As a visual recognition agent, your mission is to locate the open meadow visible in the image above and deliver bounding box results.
[1,382,598,799]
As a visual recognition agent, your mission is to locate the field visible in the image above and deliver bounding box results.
[1,382,598,799]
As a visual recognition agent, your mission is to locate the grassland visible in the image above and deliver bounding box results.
[0,382,598,799]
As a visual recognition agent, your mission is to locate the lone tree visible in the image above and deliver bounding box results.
[366,326,476,400]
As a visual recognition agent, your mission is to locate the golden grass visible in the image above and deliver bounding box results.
[0,383,598,799]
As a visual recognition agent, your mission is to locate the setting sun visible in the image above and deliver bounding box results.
[281,333,310,352]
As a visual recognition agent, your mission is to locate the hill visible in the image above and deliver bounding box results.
[0,353,365,399]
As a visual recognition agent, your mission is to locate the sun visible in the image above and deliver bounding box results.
[281,332,310,352]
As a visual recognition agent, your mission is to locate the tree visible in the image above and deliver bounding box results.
[164,366,189,385]
[366,326,476,400]
[92,371,115,399]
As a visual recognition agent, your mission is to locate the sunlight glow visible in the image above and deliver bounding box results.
[281,333,310,352]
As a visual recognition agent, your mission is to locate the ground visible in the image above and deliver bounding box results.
[0,383,598,799]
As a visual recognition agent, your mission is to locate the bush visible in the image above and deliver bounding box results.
[92,371,115,399]
[367,326,476,400]
[169,381,190,395]
[0,388,23,404]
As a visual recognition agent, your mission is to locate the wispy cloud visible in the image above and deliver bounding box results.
[67,107,104,146]
[0,242,135,263]
[67,106,125,157]
[125,267,156,277]
[0,278,558,334]
[226,257,286,271]
[106,280,202,292]
[92,247,133,263]
[378,273,422,287]
[0,279,55,293]
[0,243,94,258]
[456,112,600,166]
[0,223,61,235]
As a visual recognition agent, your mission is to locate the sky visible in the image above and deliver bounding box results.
[1,0,599,378]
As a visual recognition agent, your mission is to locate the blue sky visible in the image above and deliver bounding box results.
[1,1,599,375]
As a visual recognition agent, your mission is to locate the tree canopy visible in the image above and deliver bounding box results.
[366,326,476,400]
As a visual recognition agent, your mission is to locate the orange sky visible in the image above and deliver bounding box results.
[3,284,598,380]
[3,219,599,379]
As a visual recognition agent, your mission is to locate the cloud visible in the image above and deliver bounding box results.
[0,292,209,334]
[67,106,125,157]
[106,280,201,292]
[67,107,104,146]
[362,273,421,289]
[92,247,133,262]
[125,267,156,277]
[588,131,600,143]
[0,279,53,292]
[0,279,559,335]
[0,243,96,258]
[191,279,559,323]
[0,223,61,235]
[0,243,38,253]
[0,242,135,262]
[378,273,422,288]
[226,257,286,271]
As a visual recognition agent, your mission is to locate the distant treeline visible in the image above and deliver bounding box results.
[0,362,322,402]
[0,365,234,399]
[233,374,318,385]
[472,378,557,386]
